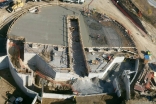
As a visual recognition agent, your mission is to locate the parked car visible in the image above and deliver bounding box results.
[0,0,13,9]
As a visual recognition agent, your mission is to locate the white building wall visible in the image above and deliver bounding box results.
[0,55,8,70]
[7,39,38,100]
[42,93,73,99]
[24,53,36,66]
[88,57,125,79]
[122,71,131,100]
[130,59,139,84]
[31,95,38,104]
[36,55,56,78]
[55,72,79,81]
[102,57,124,78]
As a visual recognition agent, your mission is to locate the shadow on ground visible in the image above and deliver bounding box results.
[0,68,33,104]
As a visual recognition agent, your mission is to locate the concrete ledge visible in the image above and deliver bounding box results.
[42,93,73,99]
[0,55,8,70]
[130,59,139,84]
[7,39,39,100]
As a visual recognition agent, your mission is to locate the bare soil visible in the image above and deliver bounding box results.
[42,98,74,104]
[132,0,156,27]
[0,68,33,104]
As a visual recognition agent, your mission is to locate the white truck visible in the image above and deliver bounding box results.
[63,0,85,4]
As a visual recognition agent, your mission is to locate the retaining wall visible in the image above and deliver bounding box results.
[24,53,36,66]
[130,59,139,84]
[24,53,56,79]
[77,17,90,75]
[7,39,39,102]
[67,15,90,75]
[0,55,8,70]
[89,57,125,79]
[122,70,131,100]
[55,72,79,81]
[42,93,73,99]
[42,92,107,99]
[36,55,56,79]
[31,95,38,104]
[88,72,104,79]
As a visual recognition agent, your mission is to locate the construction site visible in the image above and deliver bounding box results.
[0,0,156,104]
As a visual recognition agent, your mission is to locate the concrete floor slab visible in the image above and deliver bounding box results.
[86,52,107,72]
[9,6,90,46]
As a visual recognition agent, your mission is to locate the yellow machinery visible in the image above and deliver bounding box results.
[7,0,24,13]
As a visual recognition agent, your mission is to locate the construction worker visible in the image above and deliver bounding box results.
[72,95,76,102]
[15,97,23,104]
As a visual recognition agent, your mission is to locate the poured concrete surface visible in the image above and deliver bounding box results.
[86,52,107,72]
[9,5,90,46]
[82,16,123,47]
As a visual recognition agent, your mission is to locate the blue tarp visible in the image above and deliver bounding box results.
[144,55,149,60]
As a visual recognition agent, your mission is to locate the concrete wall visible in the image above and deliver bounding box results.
[24,53,36,66]
[67,16,90,75]
[102,57,124,77]
[36,55,56,79]
[7,39,39,101]
[88,72,104,79]
[18,73,29,86]
[24,53,56,79]
[77,17,90,75]
[88,57,125,79]
[55,72,79,81]
[42,93,73,99]
[130,59,139,84]
[32,95,38,104]
[42,92,107,100]
[8,58,38,98]
[0,55,8,70]
[17,73,34,87]
[122,70,131,100]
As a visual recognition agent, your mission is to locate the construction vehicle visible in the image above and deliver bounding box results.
[146,50,152,56]
[62,0,85,4]
[0,0,13,9]
[7,0,24,13]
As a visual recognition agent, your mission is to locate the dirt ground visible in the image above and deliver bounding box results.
[132,0,156,26]
[42,98,74,104]
[0,68,33,104]
[118,0,156,45]
[42,94,124,104]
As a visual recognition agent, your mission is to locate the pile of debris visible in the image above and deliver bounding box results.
[134,64,156,96]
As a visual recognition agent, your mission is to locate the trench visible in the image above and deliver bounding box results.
[69,19,87,77]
